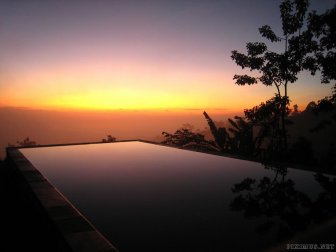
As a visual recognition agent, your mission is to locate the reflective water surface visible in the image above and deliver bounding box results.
[20,141,336,251]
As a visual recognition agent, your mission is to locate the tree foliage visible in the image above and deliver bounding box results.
[8,137,37,147]
[102,135,116,143]
[203,111,228,150]
[230,0,336,156]
[231,0,311,93]
[203,111,255,156]
[307,6,336,84]
[161,128,219,152]
[204,95,292,160]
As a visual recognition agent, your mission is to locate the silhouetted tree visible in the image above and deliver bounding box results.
[204,95,292,160]
[102,135,116,143]
[161,128,219,152]
[227,116,254,155]
[244,95,292,161]
[203,111,257,156]
[287,137,315,165]
[305,13,336,165]
[292,104,299,116]
[309,88,336,133]
[8,137,37,147]
[230,0,335,153]
[305,5,336,85]
[319,143,336,170]
[203,111,229,151]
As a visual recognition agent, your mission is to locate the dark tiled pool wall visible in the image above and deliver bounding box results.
[6,147,118,252]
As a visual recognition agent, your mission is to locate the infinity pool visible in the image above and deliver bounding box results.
[19,141,335,251]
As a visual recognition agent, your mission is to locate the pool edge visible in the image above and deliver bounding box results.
[6,147,119,252]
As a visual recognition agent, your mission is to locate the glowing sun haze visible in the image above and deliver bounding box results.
[0,0,334,112]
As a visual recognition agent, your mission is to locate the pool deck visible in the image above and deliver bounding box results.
[0,160,66,251]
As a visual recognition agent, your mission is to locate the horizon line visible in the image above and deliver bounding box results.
[0,105,236,113]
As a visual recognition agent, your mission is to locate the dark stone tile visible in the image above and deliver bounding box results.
[0,161,72,252]
[48,205,79,220]
[65,231,118,252]
[21,170,45,182]
[17,162,37,172]
[56,216,94,235]
[31,181,67,208]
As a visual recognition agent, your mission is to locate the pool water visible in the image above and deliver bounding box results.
[20,141,336,251]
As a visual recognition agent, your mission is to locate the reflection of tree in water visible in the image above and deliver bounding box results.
[312,174,336,222]
[230,165,336,241]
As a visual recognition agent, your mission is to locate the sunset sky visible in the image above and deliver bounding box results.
[1,0,334,112]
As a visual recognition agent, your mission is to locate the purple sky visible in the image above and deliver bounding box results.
[1,0,335,111]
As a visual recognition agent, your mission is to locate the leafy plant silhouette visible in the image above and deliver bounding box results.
[8,137,37,147]
[162,128,219,152]
[231,0,336,155]
[102,135,116,143]
[204,95,292,161]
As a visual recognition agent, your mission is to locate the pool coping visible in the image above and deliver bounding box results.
[6,144,120,252]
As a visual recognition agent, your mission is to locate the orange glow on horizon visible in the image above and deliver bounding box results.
[0,57,332,113]
[0,62,254,113]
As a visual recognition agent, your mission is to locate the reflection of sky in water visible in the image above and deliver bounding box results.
[20,141,334,251]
